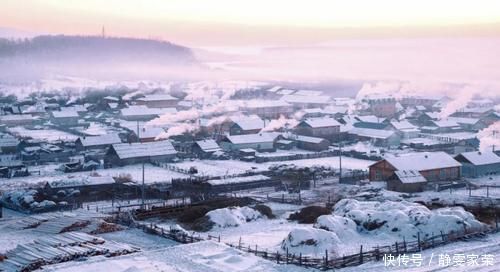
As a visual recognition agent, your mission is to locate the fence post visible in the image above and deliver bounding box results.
[431,232,435,248]
[286,248,289,264]
[239,237,242,249]
[218,235,221,243]
[440,230,445,242]
[299,253,302,265]
[395,242,399,255]
[496,213,499,231]
[417,232,421,251]
[360,245,363,264]
[375,246,380,261]
[403,237,407,252]
[487,186,490,198]
[276,251,280,264]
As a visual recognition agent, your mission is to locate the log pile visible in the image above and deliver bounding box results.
[0,232,140,272]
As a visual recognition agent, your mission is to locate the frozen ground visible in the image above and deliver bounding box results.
[263,156,374,171]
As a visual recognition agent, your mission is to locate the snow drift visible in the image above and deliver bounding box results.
[206,207,263,228]
[280,228,341,257]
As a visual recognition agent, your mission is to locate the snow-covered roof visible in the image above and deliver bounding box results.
[51,110,79,118]
[0,135,19,147]
[354,115,386,123]
[78,134,122,147]
[431,120,460,128]
[294,90,323,96]
[207,174,271,186]
[48,176,115,188]
[456,151,500,166]
[242,100,290,109]
[231,115,264,130]
[137,94,178,102]
[384,152,461,171]
[277,89,295,95]
[390,120,417,131]
[300,117,341,128]
[394,170,427,183]
[265,86,282,93]
[137,127,165,139]
[280,95,330,104]
[111,140,177,159]
[349,127,396,139]
[446,117,480,125]
[103,96,119,101]
[195,139,221,152]
[295,135,327,144]
[224,133,276,145]
[121,105,177,117]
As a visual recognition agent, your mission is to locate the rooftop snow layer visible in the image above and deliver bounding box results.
[300,117,341,128]
[78,134,122,147]
[111,140,177,159]
[456,151,500,166]
[384,152,461,171]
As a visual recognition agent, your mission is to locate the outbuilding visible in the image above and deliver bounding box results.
[454,151,500,177]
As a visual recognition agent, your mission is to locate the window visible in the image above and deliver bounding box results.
[440,169,446,180]
[375,170,382,180]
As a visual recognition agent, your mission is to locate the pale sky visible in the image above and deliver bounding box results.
[2,0,500,46]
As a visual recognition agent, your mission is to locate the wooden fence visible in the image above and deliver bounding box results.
[136,221,499,270]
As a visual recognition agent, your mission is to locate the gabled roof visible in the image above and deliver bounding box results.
[137,127,165,139]
[111,140,177,159]
[48,176,115,188]
[295,135,328,144]
[390,120,417,131]
[431,119,460,128]
[446,117,481,125]
[455,151,500,166]
[265,86,283,93]
[195,139,221,152]
[137,94,178,102]
[224,133,276,145]
[349,127,396,139]
[121,105,177,117]
[299,117,341,128]
[294,90,323,96]
[231,115,264,131]
[78,134,122,147]
[0,135,19,147]
[51,110,79,118]
[383,152,461,171]
[394,170,427,184]
[354,115,386,123]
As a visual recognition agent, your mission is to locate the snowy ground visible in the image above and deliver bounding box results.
[43,240,309,272]
[8,126,79,142]
[263,156,374,171]
[341,232,500,271]
[0,163,190,190]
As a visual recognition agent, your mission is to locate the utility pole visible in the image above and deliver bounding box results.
[141,162,145,208]
[339,142,343,184]
[492,130,498,152]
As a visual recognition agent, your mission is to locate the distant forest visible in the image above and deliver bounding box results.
[0,35,195,64]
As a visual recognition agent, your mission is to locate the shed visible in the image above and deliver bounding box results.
[75,134,122,151]
[105,140,177,167]
[454,151,500,177]
[387,170,427,193]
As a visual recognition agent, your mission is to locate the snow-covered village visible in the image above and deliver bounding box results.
[1,1,500,272]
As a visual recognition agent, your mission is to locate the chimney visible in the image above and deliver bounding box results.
[424,155,428,158]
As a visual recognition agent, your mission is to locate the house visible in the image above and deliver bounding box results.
[51,110,80,126]
[451,107,494,119]
[44,176,116,195]
[353,115,388,129]
[240,100,293,119]
[120,105,177,121]
[388,120,420,139]
[134,127,166,142]
[361,96,397,118]
[75,134,122,151]
[104,140,177,167]
[446,117,487,131]
[295,117,341,138]
[424,119,462,133]
[387,170,427,193]
[454,151,500,177]
[136,94,178,108]
[294,135,330,152]
[280,95,331,109]
[0,114,38,126]
[219,133,276,152]
[348,127,401,147]
[400,95,443,109]
[192,139,222,158]
[229,115,265,135]
[369,152,461,182]
[0,134,19,153]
